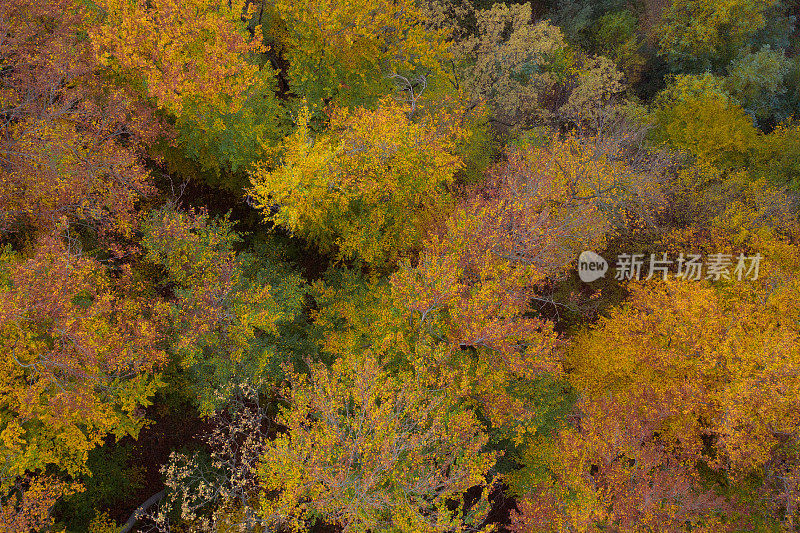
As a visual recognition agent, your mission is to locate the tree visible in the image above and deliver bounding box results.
[498,101,800,530]
[141,207,305,414]
[592,9,647,85]
[725,45,791,121]
[388,133,664,436]
[145,382,272,532]
[258,351,498,533]
[559,55,626,129]
[0,0,160,238]
[751,119,800,187]
[444,2,631,133]
[92,0,285,190]
[453,4,576,129]
[509,393,734,532]
[92,0,264,118]
[656,0,778,71]
[264,0,450,114]
[167,73,287,190]
[651,74,760,169]
[463,134,664,272]
[0,227,165,483]
[249,98,467,266]
[538,249,800,529]
[0,475,80,533]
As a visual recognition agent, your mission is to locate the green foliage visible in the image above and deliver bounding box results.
[656,0,779,72]
[174,71,289,191]
[776,56,800,120]
[748,0,797,51]
[491,374,578,479]
[593,10,646,84]
[264,0,451,118]
[56,443,144,532]
[594,10,637,50]
[141,208,305,413]
[546,0,628,50]
[651,73,759,168]
[87,510,120,533]
[452,108,500,184]
[241,235,312,374]
[306,266,408,375]
[725,45,791,120]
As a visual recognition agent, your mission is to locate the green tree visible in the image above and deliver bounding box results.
[656,0,778,71]
[725,45,791,121]
[141,207,304,413]
[651,74,759,168]
[264,0,450,115]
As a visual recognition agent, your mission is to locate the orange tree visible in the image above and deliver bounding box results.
[509,153,800,531]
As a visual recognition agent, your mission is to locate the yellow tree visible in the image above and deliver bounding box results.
[509,137,800,530]
[249,98,467,266]
[546,268,800,529]
[515,194,800,531]
[265,0,450,112]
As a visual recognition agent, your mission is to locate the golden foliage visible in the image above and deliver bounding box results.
[250,98,467,266]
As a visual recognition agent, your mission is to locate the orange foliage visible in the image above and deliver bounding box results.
[0,0,162,238]
[93,0,264,116]
[0,476,80,533]
[0,227,165,479]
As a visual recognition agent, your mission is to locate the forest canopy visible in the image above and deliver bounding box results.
[2,0,800,531]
